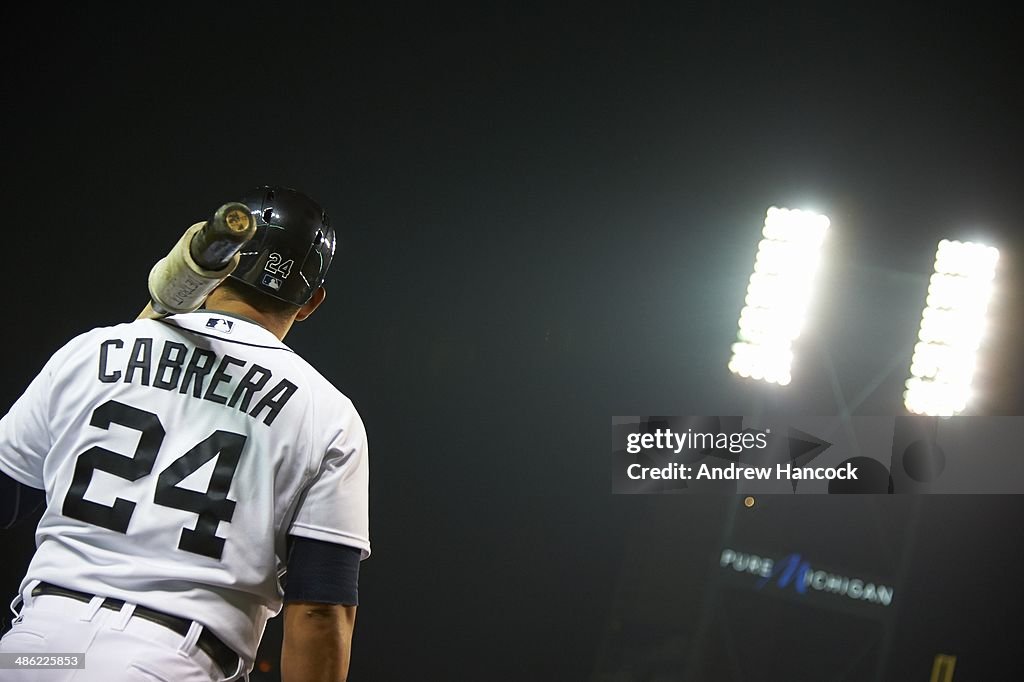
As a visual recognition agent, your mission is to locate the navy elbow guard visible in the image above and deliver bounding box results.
[284,536,361,605]
[1,470,45,529]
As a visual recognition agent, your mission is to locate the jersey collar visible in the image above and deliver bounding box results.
[161,310,293,351]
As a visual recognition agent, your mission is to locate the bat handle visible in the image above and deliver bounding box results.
[189,202,257,270]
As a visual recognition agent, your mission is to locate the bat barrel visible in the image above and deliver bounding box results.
[189,202,257,271]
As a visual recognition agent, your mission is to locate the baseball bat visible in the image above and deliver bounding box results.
[138,202,257,319]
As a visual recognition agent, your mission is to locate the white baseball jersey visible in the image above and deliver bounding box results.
[0,310,370,665]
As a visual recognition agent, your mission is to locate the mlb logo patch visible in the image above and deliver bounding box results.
[262,274,283,291]
[206,318,234,333]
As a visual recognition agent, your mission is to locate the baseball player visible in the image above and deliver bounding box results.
[0,187,369,681]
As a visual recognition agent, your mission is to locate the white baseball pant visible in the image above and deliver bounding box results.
[0,585,245,681]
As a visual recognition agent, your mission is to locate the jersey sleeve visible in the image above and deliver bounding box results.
[0,337,82,488]
[288,404,370,559]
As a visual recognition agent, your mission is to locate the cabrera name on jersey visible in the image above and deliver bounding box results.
[97,319,296,426]
[0,311,370,664]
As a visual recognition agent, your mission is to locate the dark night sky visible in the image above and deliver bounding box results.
[3,4,1023,680]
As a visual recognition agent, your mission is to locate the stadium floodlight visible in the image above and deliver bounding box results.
[728,207,830,386]
[904,239,999,416]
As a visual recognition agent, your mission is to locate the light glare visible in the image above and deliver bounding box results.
[904,239,998,416]
[729,207,830,385]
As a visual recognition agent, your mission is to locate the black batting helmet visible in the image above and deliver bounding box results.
[229,186,336,305]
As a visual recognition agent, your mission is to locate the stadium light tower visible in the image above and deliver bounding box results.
[904,239,999,416]
[728,207,830,386]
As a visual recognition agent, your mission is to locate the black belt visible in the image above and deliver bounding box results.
[31,582,239,676]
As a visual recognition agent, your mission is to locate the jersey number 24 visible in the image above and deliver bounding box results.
[62,399,245,560]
